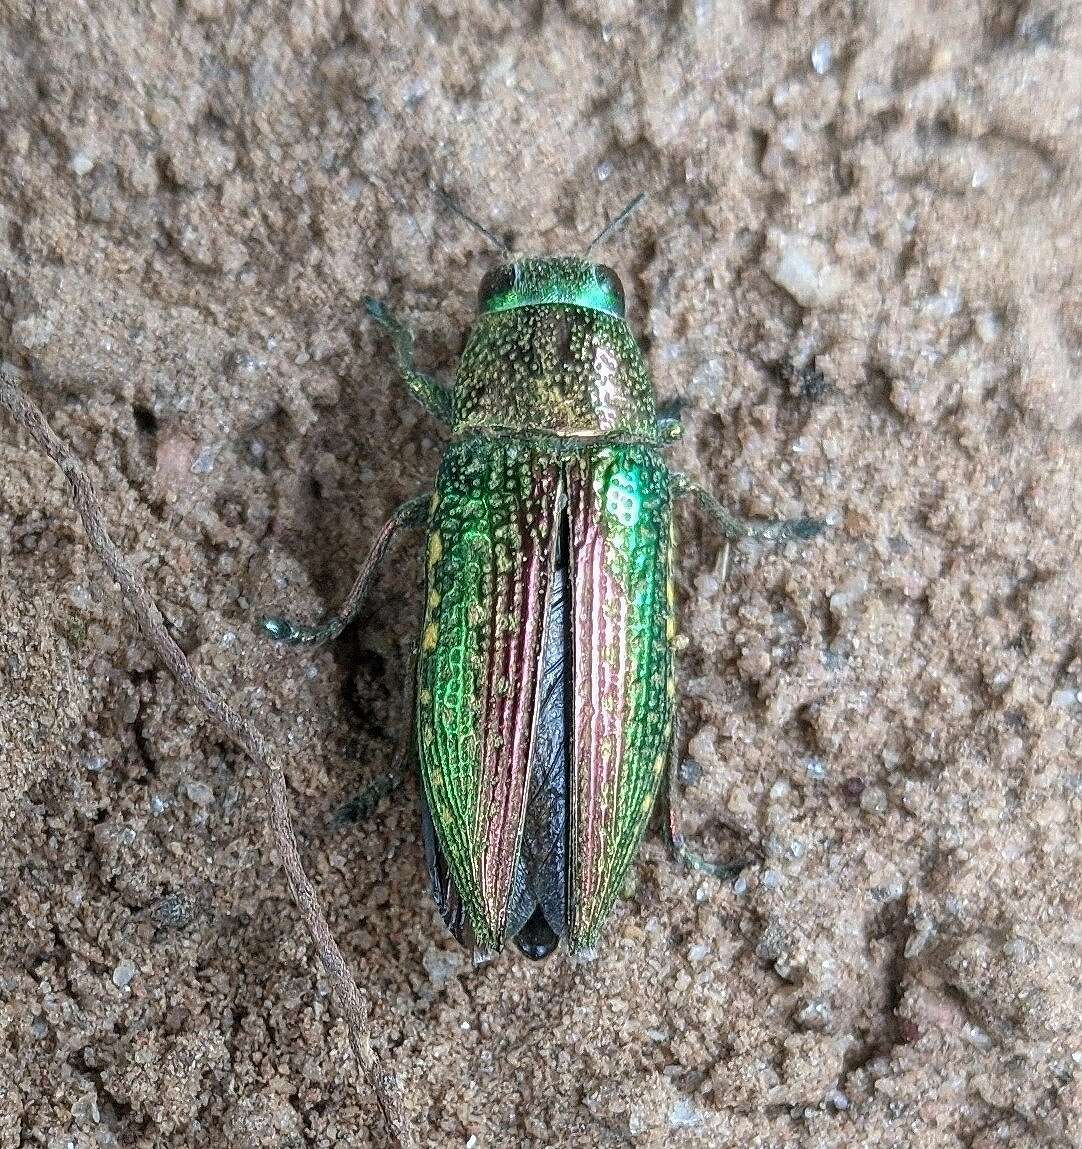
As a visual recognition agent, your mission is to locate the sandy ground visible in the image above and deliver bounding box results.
[2,3,1081,1147]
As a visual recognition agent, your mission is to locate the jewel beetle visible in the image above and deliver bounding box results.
[262,198,824,960]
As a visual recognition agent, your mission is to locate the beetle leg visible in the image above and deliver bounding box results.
[364,298,454,424]
[672,474,825,545]
[665,714,750,882]
[261,493,430,646]
[332,764,403,827]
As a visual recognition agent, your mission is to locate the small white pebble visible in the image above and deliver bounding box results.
[974,310,1001,343]
[805,756,827,780]
[1002,937,1027,961]
[762,231,850,309]
[860,785,888,816]
[150,795,167,816]
[769,778,792,802]
[596,160,613,183]
[111,959,136,989]
[904,917,935,958]
[81,754,107,772]
[668,1097,701,1129]
[924,287,962,320]
[184,781,214,807]
[762,868,784,890]
[71,152,94,176]
[1052,689,1079,708]
[191,447,216,475]
[733,874,749,896]
[828,1089,849,1111]
[811,38,833,74]
[688,942,709,962]
[829,573,868,616]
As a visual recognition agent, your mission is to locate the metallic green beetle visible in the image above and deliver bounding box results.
[263,211,822,959]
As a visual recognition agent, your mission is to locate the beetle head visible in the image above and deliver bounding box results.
[476,256,626,320]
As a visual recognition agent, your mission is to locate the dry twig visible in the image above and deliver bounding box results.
[0,368,417,1148]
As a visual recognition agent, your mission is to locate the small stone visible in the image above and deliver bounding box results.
[762,868,784,889]
[70,151,94,176]
[860,785,888,816]
[769,778,792,802]
[668,1096,701,1128]
[828,1089,849,1111]
[843,776,865,800]
[678,757,703,785]
[112,959,136,989]
[904,917,935,958]
[804,756,827,780]
[184,780,214,807]
[688,942,709,962]
[1052,689,1079,708]
[762,231,850,309]
[422,943,464,985]
[829,573,868,617]
[191,447,216,475]
[81,753,107,772]
[974,310,1001,343]
[150,891,198,930]
[733,874,749,896]
[811,38,833,74]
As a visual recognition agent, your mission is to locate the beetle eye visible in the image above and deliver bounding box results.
[595,265,625,317]
[478,264,517,308]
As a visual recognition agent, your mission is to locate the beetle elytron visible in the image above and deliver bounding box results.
[263,201,822,960]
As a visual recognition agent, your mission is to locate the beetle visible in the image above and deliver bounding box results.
[262,199,823,960]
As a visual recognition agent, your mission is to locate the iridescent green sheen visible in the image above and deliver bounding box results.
[416,437,562,954]
[265,253,825,959]
[564,443,675,951]
[479,256,624,317]
[415,257,678,955]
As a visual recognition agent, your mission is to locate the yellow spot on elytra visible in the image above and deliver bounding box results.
[422,622,439,651]
[419,689,431,705]
[666,676,676,699]
[427,531,443,569]
[640,793,655,814]
[428,590,440,610]
[654,753,667,776]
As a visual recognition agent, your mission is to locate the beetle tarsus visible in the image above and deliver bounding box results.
[677,477,827,547]
[260,494,429,653]
[260,615,338,646]
[334,769,401,826]
[670,831,749,882]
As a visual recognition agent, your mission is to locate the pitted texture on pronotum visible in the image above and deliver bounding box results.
[415,436,676,954]
[454,305,656,439]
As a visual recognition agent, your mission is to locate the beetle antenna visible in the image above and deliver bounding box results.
[436,187,510,255]
[583,192,646,257]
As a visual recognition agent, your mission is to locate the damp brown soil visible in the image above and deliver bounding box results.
[1,5,1080,1147]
